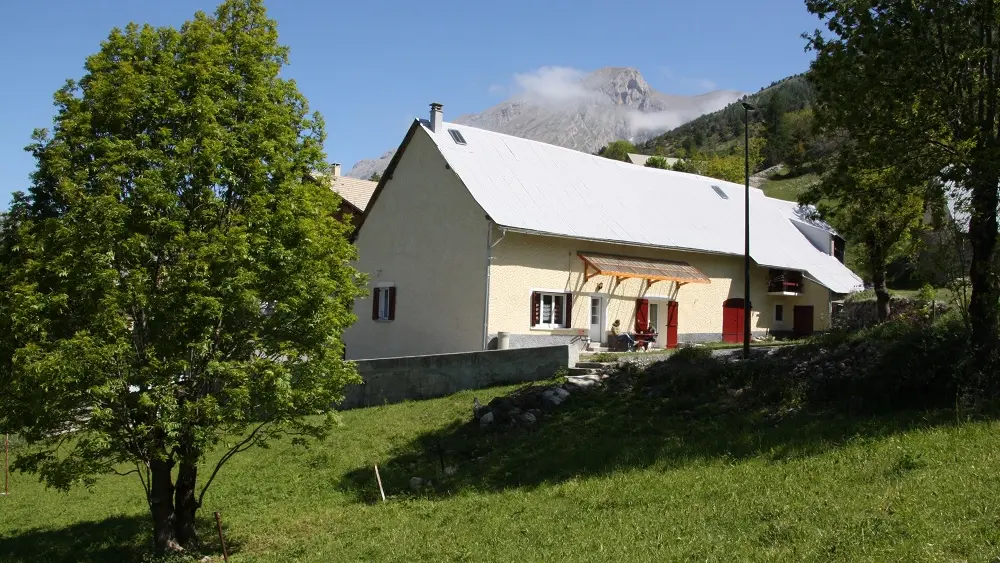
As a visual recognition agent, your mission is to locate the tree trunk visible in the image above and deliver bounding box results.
[150,458,179,555]
[174,457,200,549]
[967,165,1000,379]
[872,265,891,323]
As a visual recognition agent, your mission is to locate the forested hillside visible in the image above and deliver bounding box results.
[637,75,823,167]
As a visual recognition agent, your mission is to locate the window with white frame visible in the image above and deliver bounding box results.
[372,285,396,321]
[531,291,571,329]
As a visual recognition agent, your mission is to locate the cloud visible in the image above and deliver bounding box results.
[659,67,718,92]
[512,66,596,102]
[626,109,687,133]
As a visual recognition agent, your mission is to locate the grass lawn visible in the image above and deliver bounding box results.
[3,381,1000,562]
[760,171,821,202]
[847,287,961,307]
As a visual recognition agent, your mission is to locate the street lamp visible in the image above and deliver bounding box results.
[741,101,756,360]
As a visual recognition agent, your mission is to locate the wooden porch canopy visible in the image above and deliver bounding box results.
[578,252,711,288]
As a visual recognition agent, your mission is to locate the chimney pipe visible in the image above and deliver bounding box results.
[429,102,443,133]
[332,163,341,177]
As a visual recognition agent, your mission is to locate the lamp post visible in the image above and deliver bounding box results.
[741,101,756,360]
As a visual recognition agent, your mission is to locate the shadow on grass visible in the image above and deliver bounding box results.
[0,515,148,563]
[0,513,239,563]
[340,377,956,503]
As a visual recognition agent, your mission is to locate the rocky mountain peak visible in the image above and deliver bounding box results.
[346,66,744,180]
[582,67,653,107]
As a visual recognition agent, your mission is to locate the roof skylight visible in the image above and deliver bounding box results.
[448,129,467,145]
[711,185,729,200]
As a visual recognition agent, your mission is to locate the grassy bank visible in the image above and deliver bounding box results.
[2,367,999,561]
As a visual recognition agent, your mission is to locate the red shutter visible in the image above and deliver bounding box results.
[635,298,649,332]
[666,301,679,348]
[531,292,541,326]
[563,293,573,328]
[388,287,396,320]
[372,288,381,321]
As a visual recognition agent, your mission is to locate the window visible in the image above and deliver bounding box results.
[590,298,600,324]
[372,286,396,321]
[531,291,572,329]
[775,304,784,322]
[448,129,467,145]
[711,185,729,200]
[648,303,659,331]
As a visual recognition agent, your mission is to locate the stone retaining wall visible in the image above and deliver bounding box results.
[340,345,576,410]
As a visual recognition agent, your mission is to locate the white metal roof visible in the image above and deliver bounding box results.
[422,120,863,294]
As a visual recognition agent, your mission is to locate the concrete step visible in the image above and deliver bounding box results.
[568,367,599,376]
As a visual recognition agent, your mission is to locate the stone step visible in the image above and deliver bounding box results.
[575,361,615,369]
[568,367,599,376]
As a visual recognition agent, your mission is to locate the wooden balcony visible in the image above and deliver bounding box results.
[767,269,804,295]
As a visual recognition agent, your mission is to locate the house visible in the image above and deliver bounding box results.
[328,163,378,231]
[343,103,863,360]
[627,153,681,168]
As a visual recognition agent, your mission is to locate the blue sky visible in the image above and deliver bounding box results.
[0,0,821,206]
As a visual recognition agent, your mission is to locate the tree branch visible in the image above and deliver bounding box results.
[196,420,272,508]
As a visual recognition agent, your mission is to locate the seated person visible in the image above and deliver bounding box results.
[610,319,634,350]
[638,322,657,350]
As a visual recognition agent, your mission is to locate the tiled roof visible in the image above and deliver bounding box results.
[579,252,711,284]
[330,176,378,212]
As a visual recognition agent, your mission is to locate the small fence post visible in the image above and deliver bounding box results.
[374,464,386,502]
[214,511,229,562]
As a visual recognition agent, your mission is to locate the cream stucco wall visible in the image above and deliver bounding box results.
[344,128,489,359]
[487,231,832,344]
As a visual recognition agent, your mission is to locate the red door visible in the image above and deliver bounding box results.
[793,305,814,337]
[722,298,748,343]
[666,301,679,348]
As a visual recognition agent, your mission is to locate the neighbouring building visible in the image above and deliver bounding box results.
[343,103,863,360]
[328,163,377,231]
[626,153,681,168]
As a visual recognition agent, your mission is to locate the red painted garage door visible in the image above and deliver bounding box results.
[722,298,748,343]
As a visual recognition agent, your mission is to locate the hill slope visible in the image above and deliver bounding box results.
[3,356,998,561]
[637,74,816,157]
[346,67,743,179]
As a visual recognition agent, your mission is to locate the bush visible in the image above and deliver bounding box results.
[802,315,968,412]
[635,315,970,415]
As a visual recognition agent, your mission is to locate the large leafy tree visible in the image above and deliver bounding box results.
[803,147,927,321]
[0,0,364,554]
[805,0,1000,371]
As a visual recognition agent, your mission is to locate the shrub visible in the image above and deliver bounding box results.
[804,314,968,412]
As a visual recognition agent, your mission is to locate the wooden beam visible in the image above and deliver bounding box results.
[646,278,660,289]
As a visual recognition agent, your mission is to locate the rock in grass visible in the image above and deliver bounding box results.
[472,397,489,421]
[517,412,537,428]
[541,387,570,408]
[409,477,424,491]
[479,411,495,428]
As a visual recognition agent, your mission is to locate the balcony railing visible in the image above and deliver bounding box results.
[767,269,804,294]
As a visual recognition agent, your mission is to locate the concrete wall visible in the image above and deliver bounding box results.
[344,127,489,359]
[486,231,833,346]
[340,345,575,409]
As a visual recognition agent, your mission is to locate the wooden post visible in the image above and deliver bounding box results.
[214,511,229,562]
[374,464,386,502]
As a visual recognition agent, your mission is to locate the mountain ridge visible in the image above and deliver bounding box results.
[346,67,744,179]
